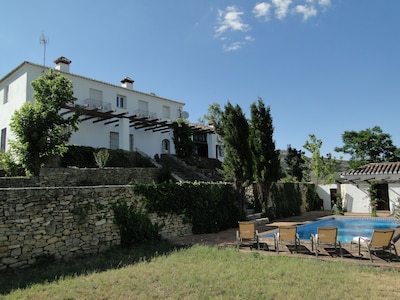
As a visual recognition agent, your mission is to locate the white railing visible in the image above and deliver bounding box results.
[83,99,112,112]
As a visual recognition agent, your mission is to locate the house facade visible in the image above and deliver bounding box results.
[317,162,400,214]
[337,162,400,214]
[0,57,223,161]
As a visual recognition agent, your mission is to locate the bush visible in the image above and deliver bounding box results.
[61,145,97,168]
[112,201,160,248]
[133,182,240,234]
[269,182,303,220]
[0,151,24,176]
[60,146,153,168]
[94,148,110,168]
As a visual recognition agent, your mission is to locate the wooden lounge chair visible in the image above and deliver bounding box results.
[311,227,342,257]
[351,229,399,263]
[274,225,300,254]
[236,221,259,250]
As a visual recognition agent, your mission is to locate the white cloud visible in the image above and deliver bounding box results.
[294,5,317,21]
[223,41,244,52]
[245,35,255,42]
[253,2,272,21]
[214,1,333,50]
[318,0,331,7]
[272,0,292,20]
[215,6,250,36]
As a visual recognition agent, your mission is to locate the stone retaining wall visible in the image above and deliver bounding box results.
[0,185,192,270]
[0,167,160,188]
[40,167,159,186]
[0,177,40,188]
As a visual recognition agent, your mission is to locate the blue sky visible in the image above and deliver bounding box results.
[2,0,400,159]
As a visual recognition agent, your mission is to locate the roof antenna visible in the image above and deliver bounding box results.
[40,32,49,67]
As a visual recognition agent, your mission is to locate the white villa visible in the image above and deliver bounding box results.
[0,56,223,161]
[317,162,400,215]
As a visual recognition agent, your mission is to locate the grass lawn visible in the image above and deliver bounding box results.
[1,241,399,299]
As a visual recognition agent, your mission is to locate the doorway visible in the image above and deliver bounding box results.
[375,183,389,210]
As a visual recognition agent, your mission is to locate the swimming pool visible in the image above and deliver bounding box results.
[260,217,399,243]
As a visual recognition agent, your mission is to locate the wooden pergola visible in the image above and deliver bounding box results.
[61,104,214,134]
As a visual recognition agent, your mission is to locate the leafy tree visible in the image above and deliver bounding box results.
[334,126,399,169]
[303,134,340,185]
[285,144,307,182]
[249,98,281,213]
[220,102,252,212]
[172,118,194,159]
[303,134,341,211]
[201,102,224,136]
[10,69,80,176]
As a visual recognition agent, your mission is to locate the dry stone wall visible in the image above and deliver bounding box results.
[0,177,40,188]
[39,167,159,186]
[0,185,192,270]
[0,167,160,188]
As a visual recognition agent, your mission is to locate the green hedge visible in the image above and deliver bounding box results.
[133,182,240,234]
[60,146,153,168]
[268,183,303,220]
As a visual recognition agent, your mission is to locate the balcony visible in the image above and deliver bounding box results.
[133,109,157,119]
[83,99,112,112]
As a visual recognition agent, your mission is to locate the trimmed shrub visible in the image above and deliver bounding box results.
[133,182,240,234]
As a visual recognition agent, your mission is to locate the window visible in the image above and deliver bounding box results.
[1,128,6,152]
[162,139,170,154]
[162,105,170,119]
[138,100,149,117]
[3,85,9,104]
[193,133,207,143]
[116,95,126,109]
[110,132,119,150]
[89,88,102,101]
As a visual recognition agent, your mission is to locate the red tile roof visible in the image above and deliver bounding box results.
[341,162,400,176]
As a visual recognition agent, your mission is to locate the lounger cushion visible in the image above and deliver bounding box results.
[351,236,370,243]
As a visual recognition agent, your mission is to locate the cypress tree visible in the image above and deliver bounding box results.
[220,102,251,212]
[249,98,280,213]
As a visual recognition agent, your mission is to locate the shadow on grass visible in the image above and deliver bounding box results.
[0,240,190,296]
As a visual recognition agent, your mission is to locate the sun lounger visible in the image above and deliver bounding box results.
[311,227,342,257]
[274,225,300,254]
[236,221,259,250]
[351,229,399,262]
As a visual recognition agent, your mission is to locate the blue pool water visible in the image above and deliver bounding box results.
[260,217,399,243]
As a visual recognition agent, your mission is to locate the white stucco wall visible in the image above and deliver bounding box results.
[341,183,370,213]
[207,133,224,162]
[334,182,400,214]
[0,68,29,150]
[1,61,220,160]
[388,183,400,213]
[316,184,336,211]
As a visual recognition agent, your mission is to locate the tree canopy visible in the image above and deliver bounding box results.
[334,126,399,169]
[172,118,194,159]
[206,98,280,213]
[284,145,307,182]
[249,98,280,212]
[249,98,280,183]
[303,134,340,185]
[10,69,80,175]
[220,102,251,211]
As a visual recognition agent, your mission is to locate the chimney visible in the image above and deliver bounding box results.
[121,77,134,89]
[54,56,71,73]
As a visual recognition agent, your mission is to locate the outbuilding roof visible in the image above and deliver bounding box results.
[340,161,400,183]
[341,162,400,176]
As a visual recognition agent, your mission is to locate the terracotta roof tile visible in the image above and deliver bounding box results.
[341,162,400,176]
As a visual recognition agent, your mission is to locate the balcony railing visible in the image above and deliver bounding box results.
[83,99,112,112]
[133,109,157,119]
